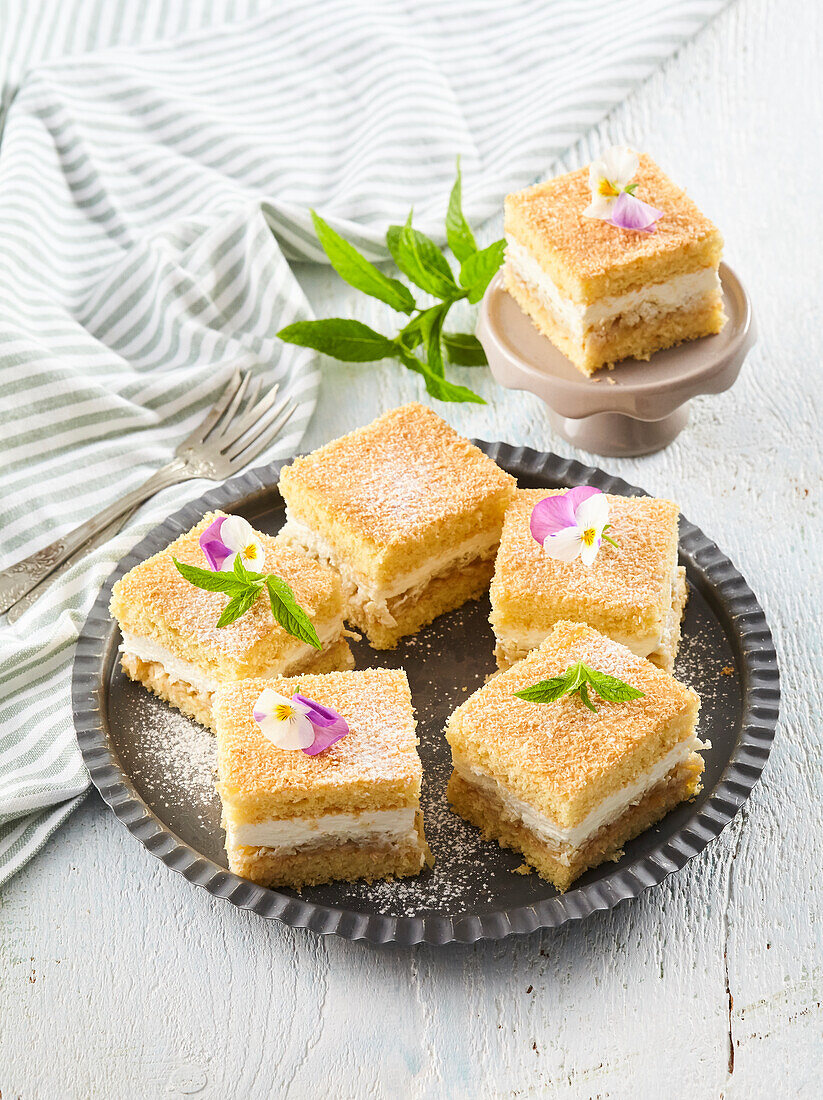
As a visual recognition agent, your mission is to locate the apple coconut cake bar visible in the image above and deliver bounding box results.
[446,621,704,892]
[503,147,726,375]
[214,668,432,889]
[278,402,516,648]
[489,489,687,672]
[110,512,353,730]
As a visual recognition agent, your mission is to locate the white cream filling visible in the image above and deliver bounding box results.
[496,568,680,661]
[279,510,499,626]
[226,807,417,852]
[454,736,700,859]
[499,626,661,660]
[505,236,720,341]
[120,623,341,697]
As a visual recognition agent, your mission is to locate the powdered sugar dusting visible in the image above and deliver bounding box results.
[119,701,219,837]
[109,565,743,919]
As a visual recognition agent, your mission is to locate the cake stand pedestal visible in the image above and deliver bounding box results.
[477,263,754,457]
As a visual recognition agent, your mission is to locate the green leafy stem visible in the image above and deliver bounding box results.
[173,555,321,648]
[514,661,646,713]
[276,159,503,404]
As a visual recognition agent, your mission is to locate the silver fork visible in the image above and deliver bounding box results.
[0,369,297,621]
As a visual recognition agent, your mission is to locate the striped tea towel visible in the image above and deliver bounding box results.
[0,0,727,885]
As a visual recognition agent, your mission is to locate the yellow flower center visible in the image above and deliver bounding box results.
[273,703,295,721]
[581,527,597,547]
[598,177,620,198]
[244,543,259,561]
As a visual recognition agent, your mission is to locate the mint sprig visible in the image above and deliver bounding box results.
[514,661,645,713]
[276,160,503,404]
[173,556,321,648]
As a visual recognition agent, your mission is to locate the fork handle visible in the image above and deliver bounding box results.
[0,458,189,615]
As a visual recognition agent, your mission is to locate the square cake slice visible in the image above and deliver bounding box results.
[446,621,703,891]
[214,669,431,888]
[504,151,725,375]
[110,512,354,730]
[489,489,686,672]
[278,403,516,648]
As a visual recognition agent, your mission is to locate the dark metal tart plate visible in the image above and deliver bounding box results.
[72,444,779,945]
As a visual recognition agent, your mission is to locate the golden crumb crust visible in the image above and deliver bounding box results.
[120,639,355,731]
[504,267,726,376]
[225,813,431,890]
[489,489,680,641]
[504,153,723,301]
[447,754,702,892]
[110,512,343,675]
[348,553,495,649]
[278,403,516,585]
[214,668,423,820]
[445,621,700,827]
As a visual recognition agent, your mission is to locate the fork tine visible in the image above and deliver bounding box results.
[224,393,293,462]
[202,370,254,445]
[225,400,297,468]
[174,368,245,453]
[216,382,280,452]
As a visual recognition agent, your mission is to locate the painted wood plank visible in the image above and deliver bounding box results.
[1,0,821,1096]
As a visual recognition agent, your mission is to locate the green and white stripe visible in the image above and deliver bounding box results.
[0,0,726,885]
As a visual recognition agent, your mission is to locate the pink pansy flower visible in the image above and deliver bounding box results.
[252,689,349,756]
[529,487,616,567]
[199,515,264,572]
[583,146,664,233]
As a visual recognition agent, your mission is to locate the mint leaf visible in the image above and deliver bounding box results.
[515,661,645,711]
[397,304,441,355]
[442,332,487,367]
[424,308,446,377]
[216,585,261,628]
[415,303,450,377]
[397,323,423,351]
[459,239,505,304]
[565,661,588,694]
[394,345,485,404]
[387,214,460,299]
[266,575,321,649]
[277,318,399,362]
[577,682,598,712]
[445,157,477,262]
[310,210,415,314]
[514,673,573,704]
[172,557,247,596]
[584,668,646,703]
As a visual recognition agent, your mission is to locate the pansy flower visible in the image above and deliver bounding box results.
[583,146,664,233]
[530,487,617,566]
[199,515,264,573]
[252,688,349,756]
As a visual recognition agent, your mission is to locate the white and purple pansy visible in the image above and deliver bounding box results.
[583,146,664,234]
[529,487,617,566]
[252,688,349,756]
[199,515,264,573]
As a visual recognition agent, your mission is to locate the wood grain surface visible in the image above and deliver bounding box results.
[1,0,819,1096]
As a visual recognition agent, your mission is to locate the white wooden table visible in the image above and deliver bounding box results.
[2,1,820,1096]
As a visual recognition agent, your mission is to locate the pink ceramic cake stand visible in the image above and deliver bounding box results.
[477,263,755,457]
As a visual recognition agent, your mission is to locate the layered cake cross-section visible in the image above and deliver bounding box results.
[214,669,431,888]
[278,403,516,648]
[446,621,703,891]
[110,512,353,730]
[489,489,686,672]
[503,148,726,375]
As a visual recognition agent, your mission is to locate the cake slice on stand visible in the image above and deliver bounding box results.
[503,147,726,377]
